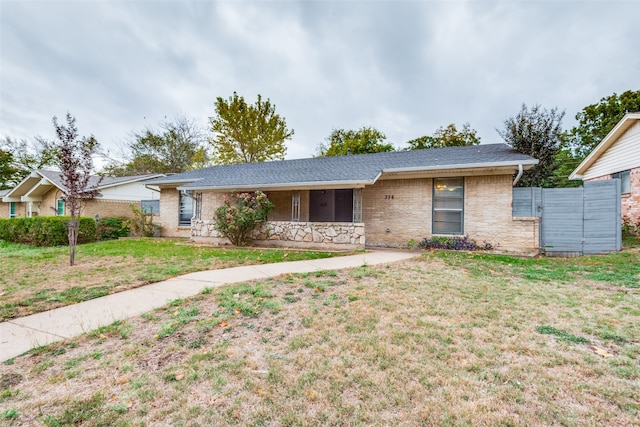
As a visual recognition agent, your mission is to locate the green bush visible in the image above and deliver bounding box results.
[214,191,274,246]
[97,217,130,240]
[0,216,97,247]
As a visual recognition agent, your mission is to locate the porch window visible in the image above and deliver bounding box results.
[433,178,464,235]
[9,202,16,218]
[178,191,193,226]
[309,189,353,222]
[56,199,65,216]
[612,170,631,194]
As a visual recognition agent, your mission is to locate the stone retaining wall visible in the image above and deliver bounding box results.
[191,220,365,250]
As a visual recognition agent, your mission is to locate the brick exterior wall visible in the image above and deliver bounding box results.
[158,188,190,237]
[363,175,538,250]
[586,166,640,225]
[622,167,640,224]
[0,188,140,219]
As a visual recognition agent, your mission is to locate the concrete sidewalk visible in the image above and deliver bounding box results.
[0,250,416,362]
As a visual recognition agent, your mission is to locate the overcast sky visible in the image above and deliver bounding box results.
[1,0,639,164]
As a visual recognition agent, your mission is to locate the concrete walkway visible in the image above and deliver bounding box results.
[0,250,416,362]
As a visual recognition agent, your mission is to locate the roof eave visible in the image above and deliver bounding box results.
[570,112,640,180]
[178,178,379,192]
[382,159,539,174]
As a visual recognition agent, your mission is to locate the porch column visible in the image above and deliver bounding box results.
[353,188,363,222]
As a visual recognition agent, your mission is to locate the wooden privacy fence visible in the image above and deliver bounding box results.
[513,180,621,256]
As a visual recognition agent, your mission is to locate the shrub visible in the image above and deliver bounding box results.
[0,216,96,247]
[418,235,494,251]
[214,191,274,246]
[126,204,159,237]
[97,217,130,240]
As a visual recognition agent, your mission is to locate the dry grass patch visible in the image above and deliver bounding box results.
[1,251,639,425]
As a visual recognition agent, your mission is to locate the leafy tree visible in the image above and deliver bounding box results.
[0,136,57,185]
[406,123,480,150]
[102,116,207,176]
[209,93,293,164]
[567,90,640,157]
[498,104,565,188]
[214,191,274,246]
[316,127,394,157]
[51,113,101,266]
[0,149,19,189]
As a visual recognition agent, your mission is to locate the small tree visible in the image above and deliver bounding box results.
[209,93,293,164]
[406,123,481,150]
[213,191,274,246]
[316,127,394,156]
[52,113,101,266]
[498,104,565,188]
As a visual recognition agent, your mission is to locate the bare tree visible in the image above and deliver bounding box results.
[52,113,101,266]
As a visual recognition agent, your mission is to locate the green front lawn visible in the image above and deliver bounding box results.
[0,238,346,320]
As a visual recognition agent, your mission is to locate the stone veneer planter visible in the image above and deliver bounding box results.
[191,220,365,250]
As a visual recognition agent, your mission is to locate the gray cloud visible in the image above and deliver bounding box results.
[1,1,639,163]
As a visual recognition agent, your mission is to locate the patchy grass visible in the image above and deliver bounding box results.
[0,238,344,320]
[2,248,639,425]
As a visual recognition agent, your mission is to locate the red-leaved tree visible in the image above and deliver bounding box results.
[52,113,101,266]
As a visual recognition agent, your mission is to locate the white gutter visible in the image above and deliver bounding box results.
[382,159,538,174]
[179,178,377,192]
[513,164,523,186]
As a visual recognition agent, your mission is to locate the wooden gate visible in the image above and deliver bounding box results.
[513,180,621,256]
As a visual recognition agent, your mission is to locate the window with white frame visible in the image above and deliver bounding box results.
[56,199,65,216]
[178,191,193,226]
[612,170,631,194]
[9,202,16,218]
[433,177,464,235]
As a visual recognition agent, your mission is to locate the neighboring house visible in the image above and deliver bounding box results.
[145,143,541,250]
[0,170,163,219]
[570,112,640,225]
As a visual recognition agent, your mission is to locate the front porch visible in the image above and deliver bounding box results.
[191,219,365,250]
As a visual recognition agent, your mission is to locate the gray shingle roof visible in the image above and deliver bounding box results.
[37,170,162,191]
[144,144,537,190]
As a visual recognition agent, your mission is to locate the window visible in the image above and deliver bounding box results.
[56,199,65,216]
[9,202,16,218]
[309,189,353,222]
[178,191,193,226]
[612,170,631,194]
[433,177,464,235]
[141,200,160,214]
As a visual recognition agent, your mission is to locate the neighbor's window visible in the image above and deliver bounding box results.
[56,199,65,216]
[9,202,16,218]
[612,170,631,194]
[433,177,464,235]
[141,199,160,214]
[178,191,193,226]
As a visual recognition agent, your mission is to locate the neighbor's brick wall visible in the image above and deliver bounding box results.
[585,166,640,225]
[363,178,432,246]
[0,201,26,218]
[82,199,139,218]
[624,167,640,224]
[363,175,538,249]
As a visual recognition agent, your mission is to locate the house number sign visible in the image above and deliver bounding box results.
[384,195,394,199]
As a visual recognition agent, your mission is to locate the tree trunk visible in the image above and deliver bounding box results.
[68,215,79,266]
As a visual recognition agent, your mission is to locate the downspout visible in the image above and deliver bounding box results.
[513,164,523,186]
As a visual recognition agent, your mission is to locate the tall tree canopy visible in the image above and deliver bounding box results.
[51,113,101,266]
[316,127,394,157]
[406,123,480,150]
[498,104,565,188]
[0,136,57,186]
[102,116,206,176]
[566,89,640,157]
[209,93,293,164]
